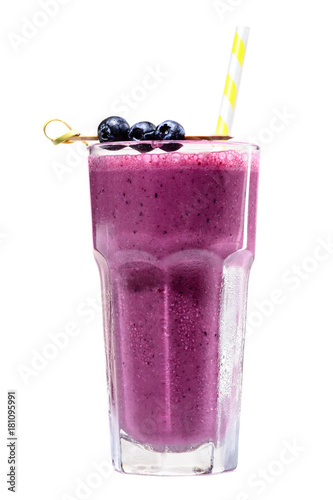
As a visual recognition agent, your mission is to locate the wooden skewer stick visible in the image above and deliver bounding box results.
[185,135,233,141]
[64,135,233,143]
[43,119,233,145]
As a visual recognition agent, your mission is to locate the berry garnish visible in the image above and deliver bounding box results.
[128,121,156,152]
[155,120,185,151]
[98,116,130,150]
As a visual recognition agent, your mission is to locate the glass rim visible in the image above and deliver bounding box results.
[88,139,260,155]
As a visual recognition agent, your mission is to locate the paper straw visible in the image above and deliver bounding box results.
[216,26,250,136]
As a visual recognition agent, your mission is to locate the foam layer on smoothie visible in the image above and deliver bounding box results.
[89,147,260,172]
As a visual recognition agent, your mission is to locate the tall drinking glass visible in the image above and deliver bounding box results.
[88,140,260,475]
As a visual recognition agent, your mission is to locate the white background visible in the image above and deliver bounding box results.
[1,1,333,499]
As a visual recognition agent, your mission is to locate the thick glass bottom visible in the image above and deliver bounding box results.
[115,434,238,476]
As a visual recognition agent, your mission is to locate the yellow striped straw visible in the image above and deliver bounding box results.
[216,26,250,136]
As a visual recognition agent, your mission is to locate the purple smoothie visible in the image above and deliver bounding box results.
[89,143,259,452]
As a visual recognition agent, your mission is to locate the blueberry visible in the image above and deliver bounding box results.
[98,116,129,150]
[128,121,156,152]
[155,120,185,151]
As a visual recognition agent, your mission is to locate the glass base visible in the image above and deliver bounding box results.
[116,435,237,476]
